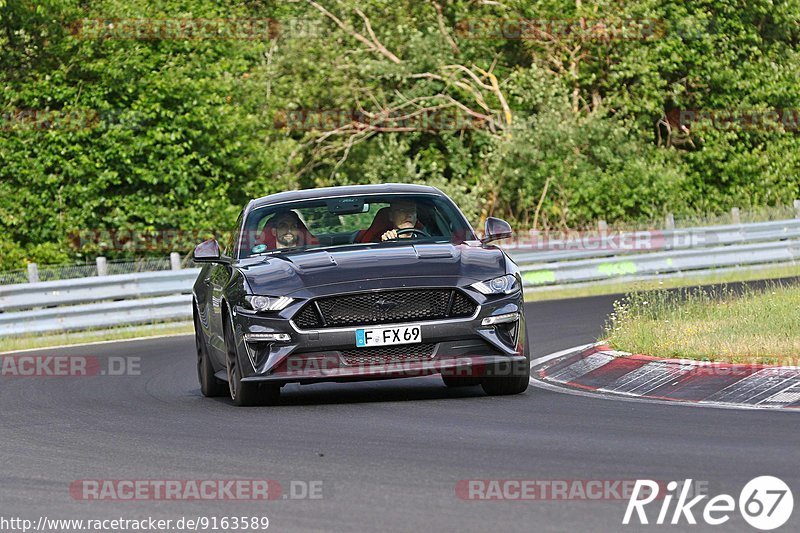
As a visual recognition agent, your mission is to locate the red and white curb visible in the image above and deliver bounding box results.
[531,343,800,410]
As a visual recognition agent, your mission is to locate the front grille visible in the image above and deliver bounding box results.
[340,343,436,366]
[292,289,477,329]
[293,304,322,329]
[451,291,475,315]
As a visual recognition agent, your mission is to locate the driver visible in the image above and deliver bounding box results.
[381,200,420,241]
[354,199,428,243]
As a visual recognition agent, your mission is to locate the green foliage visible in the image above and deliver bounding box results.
[488,106,691,228]
[604,282,800,363]
[1,0,799,269]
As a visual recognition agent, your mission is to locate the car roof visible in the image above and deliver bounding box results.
[248,183,444,211]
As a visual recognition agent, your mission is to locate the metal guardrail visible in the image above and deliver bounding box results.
[0,217,798,337]
[0,294,193,337]
[515,239,800,286]
[0,268,200,337]
[0,269,200,312]
[505,218,800,263]
[506,218,800,287]
[4,254,183,285]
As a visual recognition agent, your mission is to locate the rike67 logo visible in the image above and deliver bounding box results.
[624,477,794,530]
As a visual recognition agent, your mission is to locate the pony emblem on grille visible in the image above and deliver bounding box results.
[374,299,399,312]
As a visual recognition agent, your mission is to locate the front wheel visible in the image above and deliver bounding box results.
[481,340,530,396]
[224,315,280,407]
[195,313,227,397]
[480,373,529,396]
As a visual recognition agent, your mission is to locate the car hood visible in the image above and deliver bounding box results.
[237,243,506,297]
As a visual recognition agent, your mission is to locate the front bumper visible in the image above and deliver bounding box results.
[242,354,528,385]
[230,287,527,386]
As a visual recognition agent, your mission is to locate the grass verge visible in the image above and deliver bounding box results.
[604,281,800,365]
[0,321,193,353]
[524,263,800,302]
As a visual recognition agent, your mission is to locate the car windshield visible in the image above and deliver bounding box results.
[237,193,476,259]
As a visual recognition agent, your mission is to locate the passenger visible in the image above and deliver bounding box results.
[260,210,318,249]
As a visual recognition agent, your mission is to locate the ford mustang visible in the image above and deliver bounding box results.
[192,184,529,406]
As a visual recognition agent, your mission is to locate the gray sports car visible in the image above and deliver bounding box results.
[192,183,529,406]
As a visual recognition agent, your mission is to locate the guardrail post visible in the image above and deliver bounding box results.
[96,256,108,276]
[794,199,800,218]
[731,207,741,224]
[170,252,182,271]
[665,213,675,230]
[27,263,39,283]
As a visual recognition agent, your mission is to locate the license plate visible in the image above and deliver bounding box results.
[355,325,422,347]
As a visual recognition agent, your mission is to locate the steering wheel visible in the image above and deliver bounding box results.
[396,228,431,238]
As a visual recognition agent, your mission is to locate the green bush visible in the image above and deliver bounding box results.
[1,0,799,266]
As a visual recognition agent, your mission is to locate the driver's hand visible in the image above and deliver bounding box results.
[381,229,398,241]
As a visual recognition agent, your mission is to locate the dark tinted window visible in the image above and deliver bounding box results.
[239,193,475,258]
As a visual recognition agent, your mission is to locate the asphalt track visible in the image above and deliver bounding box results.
[1,294,798,532]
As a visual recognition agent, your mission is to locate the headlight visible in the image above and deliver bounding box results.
[471,274,520,295]
[243,295,294,312]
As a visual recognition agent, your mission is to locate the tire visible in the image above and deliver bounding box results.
[441,376,481,387]
[224,312,280,407]
[195,312,227,397]
[480,339,530,396]
[480,373,529,396]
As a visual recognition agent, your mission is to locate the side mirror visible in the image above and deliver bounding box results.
[482,217,513,244]
[193,239,230,263]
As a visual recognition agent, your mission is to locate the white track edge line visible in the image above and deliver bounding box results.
[529,342,602,369]
[528,375,799,413]
[0,331,194,355]
[529,343,800,412]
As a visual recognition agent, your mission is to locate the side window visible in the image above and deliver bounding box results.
[256,213,271,232]
[424,205,448,236]
[227,211,244,258]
